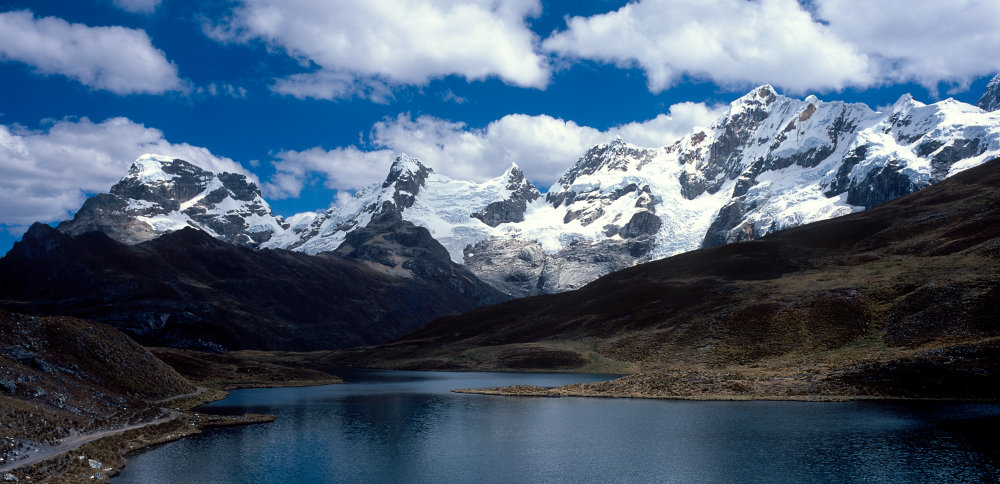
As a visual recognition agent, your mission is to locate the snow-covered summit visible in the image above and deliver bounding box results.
[386,153,425,179]
[59,155,286,247]
[128,154,182,184]
[728,84,779,113]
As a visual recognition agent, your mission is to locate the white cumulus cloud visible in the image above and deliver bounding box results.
[541,0,1000,94]
[542,0,871,94]
[0,117,251,232]
[814,0,1000,91]
[0,10,182,95]
[208,0,549,100]
[264,102,721,198]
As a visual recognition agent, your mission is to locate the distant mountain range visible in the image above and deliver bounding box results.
[51,81,1000,299]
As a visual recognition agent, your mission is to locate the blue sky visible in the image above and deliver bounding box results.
[2,0,999,255]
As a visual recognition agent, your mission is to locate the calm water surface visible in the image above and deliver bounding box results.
[115,370,1000,483]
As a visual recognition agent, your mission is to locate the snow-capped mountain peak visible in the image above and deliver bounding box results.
[128,154,184,184]
[727,84,780,114]
[381,153,432,209]
[891,92,919,110]
[59,155,285,247]
[549,138,660,197]
[467,83,1000,295]
[384,153,431,185]
[501,161,524,179]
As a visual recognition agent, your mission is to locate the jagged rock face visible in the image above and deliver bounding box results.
[546,139,662,224]
[464,239,548,297]
[977,74,1000,112]
[679,86,778,199]
[464,236,651,297]
[845,161,916,209]
[459,139,671,296]
[58,155,286,248]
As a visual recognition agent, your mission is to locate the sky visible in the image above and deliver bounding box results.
[2,0,999,255]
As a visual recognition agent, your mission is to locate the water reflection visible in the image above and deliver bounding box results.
[115,371,1000,483]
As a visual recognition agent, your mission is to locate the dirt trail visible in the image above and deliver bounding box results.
[0,405,186,473]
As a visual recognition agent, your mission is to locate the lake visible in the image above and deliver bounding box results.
[115,370,1000,483]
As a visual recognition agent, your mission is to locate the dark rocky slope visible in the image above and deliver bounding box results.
[0,310,192,476]
[330,158,1000,399]
[0,215,507,352]
[0,310,319,482]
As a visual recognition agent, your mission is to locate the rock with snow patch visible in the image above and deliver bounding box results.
[977,74,1000,112]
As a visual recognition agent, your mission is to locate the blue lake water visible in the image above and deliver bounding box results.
[115,370,1000,483]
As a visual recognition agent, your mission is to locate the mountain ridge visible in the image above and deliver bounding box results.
[0,217,507,351]
[42,83,1000,298]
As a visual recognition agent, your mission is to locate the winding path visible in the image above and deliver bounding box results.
[0,389,204,474]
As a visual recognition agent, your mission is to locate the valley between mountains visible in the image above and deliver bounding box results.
[1,83,999,479]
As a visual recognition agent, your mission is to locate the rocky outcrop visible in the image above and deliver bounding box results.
[977,74,1000,112]
[846,161,918,209]
[471,165,540,227]
[382,155,431,209]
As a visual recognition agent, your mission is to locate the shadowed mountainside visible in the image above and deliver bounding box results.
[326,158,1000,399]
[0,214,507,351]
